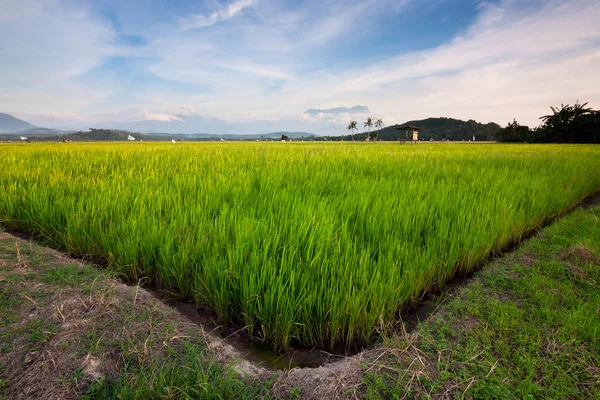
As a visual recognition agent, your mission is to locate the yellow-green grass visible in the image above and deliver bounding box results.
[1,142,599,351]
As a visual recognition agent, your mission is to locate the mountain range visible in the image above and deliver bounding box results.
[303,105,370,115]
[0,112,339,136]
[0,112,501,141]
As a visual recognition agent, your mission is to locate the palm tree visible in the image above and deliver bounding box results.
[364,118,373,141]
[347,121,358,141]
[374,119,384,142]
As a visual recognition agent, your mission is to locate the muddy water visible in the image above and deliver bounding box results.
[152,268,483,370]
[227,340,351,370]
[153,294,362,369]
[214,269,484,370]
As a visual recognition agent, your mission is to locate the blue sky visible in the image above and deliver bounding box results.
[2,0,600,133]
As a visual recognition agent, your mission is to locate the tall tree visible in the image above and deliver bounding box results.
[540,101,593,143]
[364,117,373,141]
[374,119,384,142]
[347,121,358,141]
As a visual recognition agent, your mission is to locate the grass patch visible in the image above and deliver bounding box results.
[363,203,600,399]
[0,287,21,329]
[22,320,59,349]
[42,264,98,287]
[85,339,273,400]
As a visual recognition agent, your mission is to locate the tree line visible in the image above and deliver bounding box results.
[497,102,600,143]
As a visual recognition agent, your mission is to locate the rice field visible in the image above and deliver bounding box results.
[1,142,599,351]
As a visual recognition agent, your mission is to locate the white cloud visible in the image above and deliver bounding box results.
[254,0,600,127]
[0,0,117,113]
[151,0,409,87]
[141,112,183,122]
[180,0,254,30]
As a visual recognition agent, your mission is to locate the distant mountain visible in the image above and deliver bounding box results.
[137,131,314,140]
[348,117,501,141]
[0,129,317,142]
[116,114,241,135]
[0,113,37,133]
[115,116,328,136]
[304,105,370,115]
[19,127,70,136]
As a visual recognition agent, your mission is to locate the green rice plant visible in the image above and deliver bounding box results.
[0,142,599,350]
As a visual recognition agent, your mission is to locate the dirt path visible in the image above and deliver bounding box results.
[0,230,370,399]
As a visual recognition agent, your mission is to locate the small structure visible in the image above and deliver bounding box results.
[281,134,289,142]
[395,125,422,144]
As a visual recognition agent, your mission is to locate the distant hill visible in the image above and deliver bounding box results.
[378,118,500,141]
[0,129,147,142]
[257,131,315,139]
[117,114,240,135]
[0,114,501,142]
[340,117,501,141]
[304,105,369,115]
[19,127,70,136]
[64,129,146,141]
[0,113,37,133]
[0,129,317,142]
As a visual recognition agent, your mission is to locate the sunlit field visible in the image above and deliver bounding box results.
[1,142,599,350]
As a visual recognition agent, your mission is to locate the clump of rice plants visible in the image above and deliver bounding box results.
[1,142,599,351]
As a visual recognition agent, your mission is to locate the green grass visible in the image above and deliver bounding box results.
[42,264,98,287]
[1,142,600,350]
[84,339,274,400]
[362,202,600,399]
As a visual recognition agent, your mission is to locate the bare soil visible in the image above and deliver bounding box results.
[0,230,370,399]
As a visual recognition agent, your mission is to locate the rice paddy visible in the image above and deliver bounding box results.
[1,142,599,351]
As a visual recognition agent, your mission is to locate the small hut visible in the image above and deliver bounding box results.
[395,125,422,144]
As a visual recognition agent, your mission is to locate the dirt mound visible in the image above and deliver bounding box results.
[559,244,599,265]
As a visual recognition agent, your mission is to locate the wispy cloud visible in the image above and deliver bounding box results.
[3,0,600,133]
[0,0,117,114]
[259,0,600,127]
[179,0,254,30]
